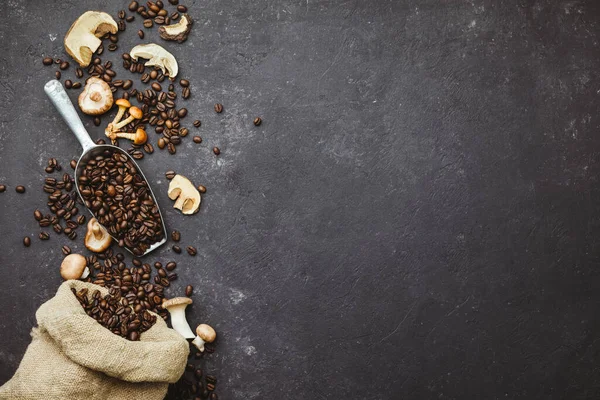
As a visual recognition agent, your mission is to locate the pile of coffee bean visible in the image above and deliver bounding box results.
[166,363,219,400]
[77,148,165,255]
[129,0,188,29]
[33,164,85,244]
[73,286,156,341]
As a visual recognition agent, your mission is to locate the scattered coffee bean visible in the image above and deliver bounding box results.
[177,5,187,12]
[214,103,223,113]
[39,232,50,240]
[206,383,215,391]
[129,1,139,11]
[169,0,179,4]
[152,82,162,91]
[72,82,82,89]
[94,117,101,126]
[15,185,25,193]
[77,215,86,225]
[143,19,153,28]
[65,80,73,89]
[210,394,218,400]
[172,245,182,254]
[182,87,190,99]
[23,237,31,247]
[118,10,126,19]
[168,143,176,154]
[126,15,135,22]
[171,230,181,242]
[138,29,145,39]
[55,71,61,79]
[166,261,177,271]
[157,138,166,149]
[195,368,203,379]
[197,185,206,193]
[75,67,84,78]
[108,43,118,51]
[60,61,70,70]
[253,117,262,126]
[186,246,197,256]
[179,79,189,87]
[43,57,53,66]
[70,160,77,169]
[212,147,220,155]
[165,170,176,180]
[178,108,187,118]
[193,136,202,144]
[193,119,201,127]
[62,245,71,255]
[185,285,193,297]
[143,143,154,154]
[0,185,5,193]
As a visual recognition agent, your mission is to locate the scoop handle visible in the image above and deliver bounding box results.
[44,80,96,153]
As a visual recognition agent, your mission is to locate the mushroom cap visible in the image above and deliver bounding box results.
[60,254,88,280]
[134,128,148,145]
[64,11,118,67]
[162,297,193,309]
[115,98,131,108]
[196,324,216,343]
[84,217,112,252]
[168,174,201,215]
[130,43,179,77]
[128,106,143,119]
[78,77,114,115]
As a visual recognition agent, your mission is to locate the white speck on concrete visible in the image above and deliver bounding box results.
[468,20,476,29]
[230,289,247,305]
[49,34,57,42]
[244,345,257,356]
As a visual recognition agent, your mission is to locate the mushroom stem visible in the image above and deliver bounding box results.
[192,336,206,352]
[168,307,195,339]
[81,266,90,279]
[92,224,102,240]
[112,105,128,125]
[113,106,142,130]
[114,128,147,145]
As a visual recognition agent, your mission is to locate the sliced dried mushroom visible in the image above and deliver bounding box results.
[64,11,118,67]
[158,13,193,43]
[130,43,178,77]
[168,174,201,214]
[78,77,114,115]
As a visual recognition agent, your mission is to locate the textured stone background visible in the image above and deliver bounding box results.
[1,0,600,399]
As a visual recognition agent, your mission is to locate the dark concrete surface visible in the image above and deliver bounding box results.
[1,0,600,398]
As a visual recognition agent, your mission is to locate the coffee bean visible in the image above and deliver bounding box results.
[171,230,181,242]
[178,108,187,118]
[185,285,193,296]
[118,10,126,19]
[179,79,190,87]
[77,215,86,225]
[96,44,104,55]
[129,1,139,11]
[132,150,144,160]
[62,245,71,255]
[94,117,101,126]
[0,185,5,193]
[180,128,189,137]
[39,232,50,240]
[177,5,187,12]
[192,136,202,144]
[126,15,135,22]
[65,80,73,89]
[212,147,220,155]
[194,368,203,379]
[23,237,31,247]
[182,87,190,99]
[165,170,176,180]
[43,57,53,65]
[157,138,166,149]
[143,143,154,154]
[152,82,162,91]
[172,245,181,254]
[154,16,165,24]
[210,394,218,400]
[214,103,223,113]
[193,119,201,127]
[55,71,61,79]
[15,185,25,193]
[206,376,217,384]
[197,185,206,193]
[206,383,215,391]
[138,29,145,39]
[72,82,82,89]
[187,246,197,256]
[108,44,118,52]
[75,67,84,78]
[166,261,177,271]
[60,61,70,70]
[169,0,179,4]
[143,19,153,28]
[253,117,262,126]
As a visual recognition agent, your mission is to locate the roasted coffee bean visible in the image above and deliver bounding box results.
[129,1,139,11]
[177,5,187,12]
[77,215,86,225]
[39,232,50,240]
[206,376,217,384]
[253,117,262,126]
[143,143,154,154]
[45,166,55,173]
[197,185,206,193]
[143,19,153,28]
[169,136,181,145]
[171,12,179,20]
[167,142,176,154]
[68,231,77,240]
[55,70,61,79]
[194,368,203,379]
[151,82,162,91]
[72,82,82,89]
[0,185,5,193]
[169,0,179,4]
[137,29,145,39]
[108,43,118,51]
[154,16,165,24]
[123,79,133,90]
[43,57,53,66]
[15,185,25,193]
[193,119,201,127]
[182,87,190,99]
[179,79,190,87]
[210,394,218,400]
[193,136,202,144]
[62,245,71,255]
[60,61,70,70]
[126,15,135,22]
[214,103,223,113]
[53,224,63,234]
[132,150,144,160]
[187,246,197,256]
[179,128,189,137]
[96,44,104,55]
[109,34,118,43]
[171,230,181,242]
[212,147,220,155]
[118,10,126,19]
[165,170,176,180]
[178,108,187,118]
[75,67,84,78]
[64,79,73,89]
[94,117,101,126]
[23,237,31,247]
[165,261,176,271]
[172,245,182,254]
[157,138,166,149]
[206,383,215,391]
[118,20,126,31]
[185,285,193,296]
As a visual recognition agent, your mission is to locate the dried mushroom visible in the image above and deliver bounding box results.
[64,11,118,67]
[168,174,201,215]
[130,44,178,77]
[84,217,112,252]
[60,254,89,280]
[158,14,193,43]
[78,77,113,115]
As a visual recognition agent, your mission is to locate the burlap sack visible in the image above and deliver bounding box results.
[0,280,189,400]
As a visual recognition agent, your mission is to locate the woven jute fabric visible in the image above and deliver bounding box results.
[0,280,189,400]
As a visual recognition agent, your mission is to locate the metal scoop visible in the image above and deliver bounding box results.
[44,80,166,256]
